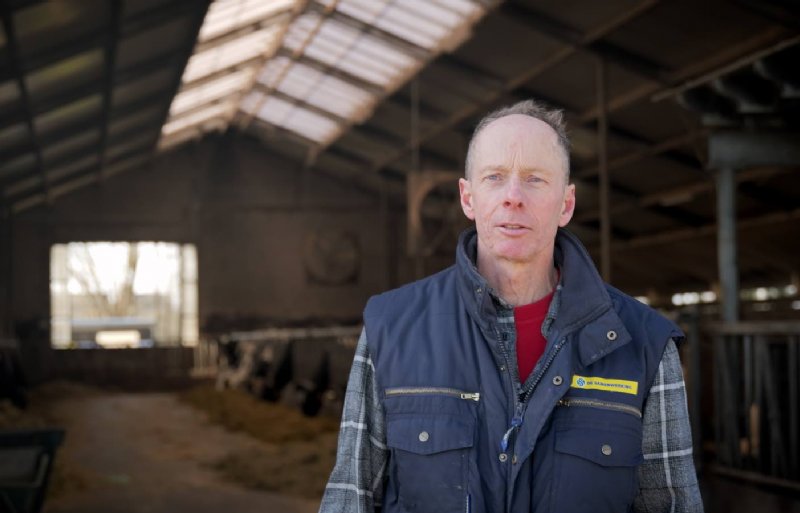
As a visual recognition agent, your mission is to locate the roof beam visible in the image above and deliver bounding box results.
[0,47,185,135]
[499,2,670,84]
[276,49,385,96]
[0,0,199,82]
[1,3,49,203]
[1,93,169,189]
[128,0,211,166]
[307,1,429,60]
[97,0,123,181]
[574,166,793,224]
[10,147,149,212]
[598,207,800,252]
[511,87,704,172]
[359,0,661,176]
[574,130,709,179]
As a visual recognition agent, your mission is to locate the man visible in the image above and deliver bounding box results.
[320,100,703,513]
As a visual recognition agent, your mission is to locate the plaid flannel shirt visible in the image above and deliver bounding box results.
[320,301,703,513]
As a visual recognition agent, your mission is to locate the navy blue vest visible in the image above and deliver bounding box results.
[364,228,682,513]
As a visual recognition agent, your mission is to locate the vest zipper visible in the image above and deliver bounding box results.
[465,493,471,513]
[385,387,480,401]
[557,397,642,418]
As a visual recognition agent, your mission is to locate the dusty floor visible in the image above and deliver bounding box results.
[37,389,325,513]
[4,383,800,513]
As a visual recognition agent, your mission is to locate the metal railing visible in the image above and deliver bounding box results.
[705,320,800,490]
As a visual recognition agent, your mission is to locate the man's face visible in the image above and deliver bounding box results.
[459,114,575,266]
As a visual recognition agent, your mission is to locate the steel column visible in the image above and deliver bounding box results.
[716,167,739,323]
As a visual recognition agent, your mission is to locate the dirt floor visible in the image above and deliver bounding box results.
[4,382,800,513]
[2,382,336,513]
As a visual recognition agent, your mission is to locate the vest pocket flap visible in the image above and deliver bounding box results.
[555,427,643,467]
[387,415,474,455]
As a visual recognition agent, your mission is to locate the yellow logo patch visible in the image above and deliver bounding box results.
[571,375,639,395]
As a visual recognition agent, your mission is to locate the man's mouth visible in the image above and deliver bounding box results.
[498,224,529,232]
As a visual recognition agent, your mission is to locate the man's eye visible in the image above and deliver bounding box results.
[527,175,544,183]
[485,174,501,181]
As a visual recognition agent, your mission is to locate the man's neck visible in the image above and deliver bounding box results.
[477,250,558,307]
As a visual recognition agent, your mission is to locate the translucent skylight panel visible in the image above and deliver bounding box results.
[200,0,296,42]
[255,95,295,125]
[432,0,483,17]
[184,25,283,83]
[282,108,341,143]
[304,79,374,120]
[338,0,446,48]
[163,103,231,136]
[170,69,253,116]
[255,95,340,143]
[394,0,462,26]
[239,90,266,114]
[277,65,322,98]
[258,56,293,88]
[283,13,323,52]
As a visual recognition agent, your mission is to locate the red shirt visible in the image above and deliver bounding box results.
[514,288,555,384]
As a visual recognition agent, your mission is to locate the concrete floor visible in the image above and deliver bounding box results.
[38,391,800,513]
[43,393,318,513]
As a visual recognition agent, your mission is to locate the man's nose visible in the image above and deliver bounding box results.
[503,179,524,207]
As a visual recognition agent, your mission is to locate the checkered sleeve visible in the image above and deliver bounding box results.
[319,328,388,513]
[634,339,704,513]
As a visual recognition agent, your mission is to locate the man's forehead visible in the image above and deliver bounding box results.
[476,114,559,145]
[472,114,563,168]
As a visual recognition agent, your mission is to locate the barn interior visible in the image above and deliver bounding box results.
[0,0,799,512]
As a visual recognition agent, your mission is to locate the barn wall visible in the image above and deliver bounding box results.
[9,134,401,381]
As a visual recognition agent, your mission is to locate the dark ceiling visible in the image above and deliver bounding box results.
[0,0,798,298]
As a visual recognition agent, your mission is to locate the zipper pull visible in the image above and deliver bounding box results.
[460,392,480,401]
[499,415,523,452]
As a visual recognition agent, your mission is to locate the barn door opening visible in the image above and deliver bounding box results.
[50,242,198,349]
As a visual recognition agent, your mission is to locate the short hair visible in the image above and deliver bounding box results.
[464,99,571,180]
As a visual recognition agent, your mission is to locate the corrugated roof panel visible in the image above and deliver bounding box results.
[34,95,102,138]
[45,154,98,182]
[41,129,100,166]
[4,174,41,198]
[162,0,490,152]
[304,76,374,120]
[255,95,340,143]
[0,153,36,180]
[258,55,293,88]
[200,0,295,42]
[183,25,283,83]
[109,107,163,138]
[273,62,374,120]
[170,68,253,116]
[432,0,483,17]
[0,124,29,154]
[163,102,232,136]
[281,108,341,143]
[338,0,451,49]
[239,90,266,114]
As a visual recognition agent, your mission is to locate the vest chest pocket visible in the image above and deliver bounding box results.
[553,423,643,513]
[386,414,474,513]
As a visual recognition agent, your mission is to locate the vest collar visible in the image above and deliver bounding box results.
[455,227,632,365]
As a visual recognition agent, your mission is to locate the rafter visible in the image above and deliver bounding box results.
[360,0,661,176]
[98,0,123,181]
[1,4,49,204]
[499,2,670,85]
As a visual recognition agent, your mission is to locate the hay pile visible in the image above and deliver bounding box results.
[0,381,97,499]
[179,385,341,498]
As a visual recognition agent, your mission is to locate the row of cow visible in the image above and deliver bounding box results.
[215,326,361,416]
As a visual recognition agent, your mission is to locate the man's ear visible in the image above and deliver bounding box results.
[459,178,476,221]
[559,183,576,227]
